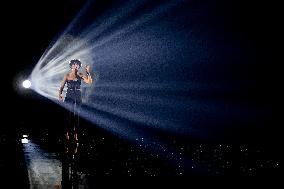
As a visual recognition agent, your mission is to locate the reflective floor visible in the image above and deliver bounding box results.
[0,122,281,188]
[23,141,61,188]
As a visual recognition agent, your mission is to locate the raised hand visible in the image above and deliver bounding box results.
[58,94,64,101]
[85,65,90,74]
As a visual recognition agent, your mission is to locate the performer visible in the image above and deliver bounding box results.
[58,59,92,142]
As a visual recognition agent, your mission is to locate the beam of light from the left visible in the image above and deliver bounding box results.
[29,0,266,141]
[28,0,270,175]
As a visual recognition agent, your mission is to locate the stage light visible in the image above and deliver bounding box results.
[29,0,199,171]
[22,80,31,88]
[21,138,29,144]
[29,0,264,174]
[21,134,29,144]
[29,0,262,143]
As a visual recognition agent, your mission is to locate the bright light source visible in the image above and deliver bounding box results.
[22,80,31,88]
[23,135,28,138]
[21,138,29,144]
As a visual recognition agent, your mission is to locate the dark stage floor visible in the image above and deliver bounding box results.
[0,119,281,188]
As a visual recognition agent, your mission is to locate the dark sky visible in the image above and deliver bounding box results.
[2,0,281,143]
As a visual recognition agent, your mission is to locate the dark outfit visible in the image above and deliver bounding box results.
[62,77,82,188]
[64,77,82,138]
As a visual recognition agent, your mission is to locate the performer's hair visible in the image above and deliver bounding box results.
[69,59,82,68]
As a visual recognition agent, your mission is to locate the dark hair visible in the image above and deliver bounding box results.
[69,59,82,68]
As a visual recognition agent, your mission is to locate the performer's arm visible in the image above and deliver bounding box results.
[58,75,67,100]
[80,65,93,84]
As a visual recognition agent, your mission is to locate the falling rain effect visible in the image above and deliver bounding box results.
[28,0,276,175]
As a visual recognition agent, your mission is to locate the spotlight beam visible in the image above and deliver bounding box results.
[29,0,266,174]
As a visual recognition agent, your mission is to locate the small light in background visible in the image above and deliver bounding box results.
[21,134,29,144]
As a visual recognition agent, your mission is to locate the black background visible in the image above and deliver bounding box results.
[1,0,281,182]
[0,0,280,141]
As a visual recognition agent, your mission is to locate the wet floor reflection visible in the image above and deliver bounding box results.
[23,137,89,188]
[62,141,84,189]
[23,140,61,188]
[20,123,280,187]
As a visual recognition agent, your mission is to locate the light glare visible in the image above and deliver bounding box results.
[23,80,32,88]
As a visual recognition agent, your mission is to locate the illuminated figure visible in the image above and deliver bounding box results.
[58,59,92,142]
[58,59,92,188]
